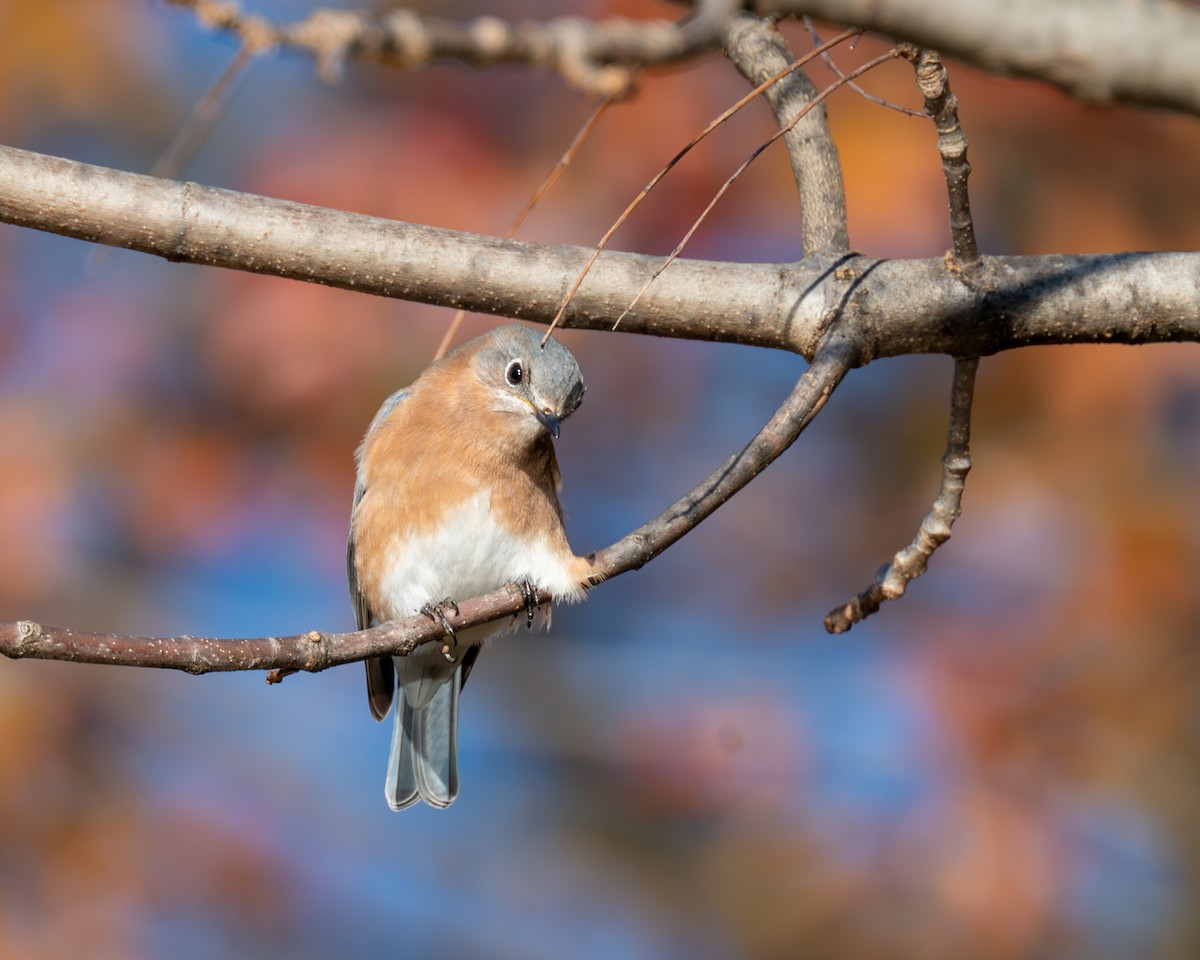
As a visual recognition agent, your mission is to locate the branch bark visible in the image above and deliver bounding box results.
[169,0,1200,117]
[902,45,979,268]
[167,0,732,95]
[1,145,1197,360]
[825,356,978,633]
[760,0,1200,117]
[722,13,850,255]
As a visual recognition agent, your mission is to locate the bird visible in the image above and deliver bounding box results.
[347,323,592,810]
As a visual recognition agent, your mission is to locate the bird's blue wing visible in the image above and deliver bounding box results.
[348,387,409,720]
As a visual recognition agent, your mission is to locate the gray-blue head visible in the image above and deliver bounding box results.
[463,323,584,439]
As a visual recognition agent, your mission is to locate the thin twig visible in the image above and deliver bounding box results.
[591,335,855,573]
[614,48,900,329]
[150,46,260,181]
[434,94,616,361]
[801,18,925,119]
[88,46,259,274]
[900,45,980,267]
[824,356,979,633]
[543,27,859,342]
[0,339,855,676]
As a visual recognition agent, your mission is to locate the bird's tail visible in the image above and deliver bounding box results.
[384,667,461,810]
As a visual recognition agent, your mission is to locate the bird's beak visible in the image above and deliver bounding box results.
[533,406,561,439]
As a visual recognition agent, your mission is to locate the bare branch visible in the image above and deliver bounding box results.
[2,145,1197,358]
[1,338,853,675]
[801,18,924,118]
[0,144,795,347]
[593,335,855,572]
[901,45,979,267]
[0,585,538,676]
[759,0,1200,117]
[723,13,850,255]
[824,355,978,633]
[167,0,1200,116]
[166,0,731,96]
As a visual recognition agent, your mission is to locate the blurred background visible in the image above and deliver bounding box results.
[2,1,1199,958]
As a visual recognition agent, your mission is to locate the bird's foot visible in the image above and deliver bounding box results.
[517,577,540,629]
[421,598,461,662]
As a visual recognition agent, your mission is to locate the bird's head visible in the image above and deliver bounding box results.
[471,323,584,440]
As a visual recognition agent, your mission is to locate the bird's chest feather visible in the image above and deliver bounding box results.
[353,389,583,622]
[367,487,579,621]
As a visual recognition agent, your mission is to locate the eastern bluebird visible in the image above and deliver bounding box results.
[347,323,590,810]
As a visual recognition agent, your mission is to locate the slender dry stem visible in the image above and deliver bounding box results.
[435,94,616,360]
[824,356,979,633]
[543,27,859,341]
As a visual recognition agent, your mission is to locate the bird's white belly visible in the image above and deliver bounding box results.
[376,489,581,620]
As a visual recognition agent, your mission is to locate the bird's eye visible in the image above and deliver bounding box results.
[505,360,524,386]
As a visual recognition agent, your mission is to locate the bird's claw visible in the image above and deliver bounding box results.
[422,598,461,662]
[517,577,539,629]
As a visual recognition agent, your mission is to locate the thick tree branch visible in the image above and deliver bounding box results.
[1,145,1197,359]
[759,0,1200,117]
[722,13,850,255]
[0,144,797,349]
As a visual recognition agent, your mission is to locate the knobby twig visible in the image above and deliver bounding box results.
[0,585,538,677]
[1,339,855,676]
[824,356,979,633]
[901,45,980,267]
[165,0,730,96]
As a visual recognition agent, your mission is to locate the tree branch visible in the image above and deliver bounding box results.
[1,145,1198,359]
[0,587,536,676]
[824,356,978,633]
[722,13,851,255]
[166,0,734,96]
[902,45,979,268]
[759,0,1200,117]
[593,334,854,573]
[166,0,1200,117]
